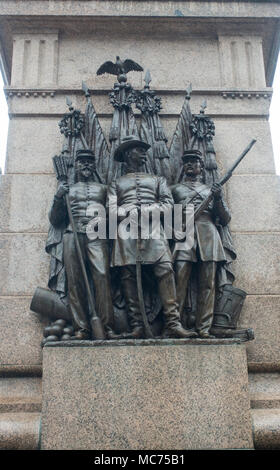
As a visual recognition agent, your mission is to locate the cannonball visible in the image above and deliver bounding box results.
[63,326,74,336]
[45,335,59,342]
[61,334,71,341]
[48,325,63,337]
[43,326,53,338]
[54,319,67,328]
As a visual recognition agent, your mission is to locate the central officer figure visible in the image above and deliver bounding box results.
[107,135,196,339]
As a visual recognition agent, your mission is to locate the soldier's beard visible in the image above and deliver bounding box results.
[126,159,146,173]
[79,168,94,180]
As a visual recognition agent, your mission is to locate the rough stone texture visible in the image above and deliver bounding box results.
[59,35,221,89]
[0,174,56,232]
[6,91,272,118]
[252,409,280,450]
[0,0,279,384]
[0,296,45,366]
[0,1,279,19]
[249,373,280,409]
[0,234,49,296]
[231,234,280,295]
[228,175,280,232]
[41,341,253,450]
[5,117,62,174]
[0,412,40,450]
[214,117,276,175]
[0,175,11,232]
[0,377,42,412]
[239,295,280,366]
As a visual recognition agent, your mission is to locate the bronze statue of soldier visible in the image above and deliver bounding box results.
[107,135,197,339]
[172,149,231,338]
[49,148,116,340]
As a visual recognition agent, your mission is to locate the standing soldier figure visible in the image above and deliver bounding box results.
[107,135,197,339]
[49,149,116,340]
[172,149,231,338]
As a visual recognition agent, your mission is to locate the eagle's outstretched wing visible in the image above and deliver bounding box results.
[123,59,143,73]
[96,61,120,76]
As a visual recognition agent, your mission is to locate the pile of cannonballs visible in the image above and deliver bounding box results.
[42,319,74,346]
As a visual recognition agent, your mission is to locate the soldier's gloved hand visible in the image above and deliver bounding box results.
[211,183,222,200]
[56,181,69,199]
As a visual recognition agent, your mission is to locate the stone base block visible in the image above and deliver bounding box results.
[41,339,254,450]
[252,409,280,450]
[0,412,40,450]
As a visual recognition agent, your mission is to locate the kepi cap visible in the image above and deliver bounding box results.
[182,149,204,167]
[76,149,95,161]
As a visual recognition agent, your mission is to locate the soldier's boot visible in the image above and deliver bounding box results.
[157,270,198,339]
[105,326,123,340]
[120,268,145,339]
[73,329,91,340]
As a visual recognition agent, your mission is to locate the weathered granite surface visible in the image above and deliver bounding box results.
[41,340,253,450]
[252,408,280,450]
[239,295,280,367]
[249,372,280,409]
[0,377,42,413]
[0,296,45,366]
[0,412,40,450]
[0,0,279,373]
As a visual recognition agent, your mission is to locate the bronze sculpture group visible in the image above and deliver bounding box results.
[31,57,255,343]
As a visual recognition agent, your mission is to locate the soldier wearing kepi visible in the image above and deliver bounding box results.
[107,135,197,339]
[172,149,231,338]
[49,149,116,340]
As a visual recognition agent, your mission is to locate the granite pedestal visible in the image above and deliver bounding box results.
[40,339,253,450]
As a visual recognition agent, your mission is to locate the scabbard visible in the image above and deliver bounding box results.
[136,236,154,339]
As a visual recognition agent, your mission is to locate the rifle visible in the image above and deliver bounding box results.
[52,155,106,340]
[194,139,256,220]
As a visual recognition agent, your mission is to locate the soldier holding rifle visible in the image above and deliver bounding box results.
[49,148,116,340]
[172,141,256,338]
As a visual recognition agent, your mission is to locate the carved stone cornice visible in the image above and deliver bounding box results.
[4,87,273,100]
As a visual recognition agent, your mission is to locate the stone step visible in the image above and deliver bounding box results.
[0,398,41,413]
[0,412,40,450]
[252,409,280,450]
[0,377,42,413]
[249,372,280,409]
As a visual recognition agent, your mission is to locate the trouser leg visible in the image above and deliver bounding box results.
[120,265,143,330]
[63,232,90,333]
[153,262,180,329]
[153,262,197,339]
[87,240,114,332]
[174,261,193,320]
[196,261,217,335]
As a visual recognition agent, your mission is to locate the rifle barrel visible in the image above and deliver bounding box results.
[220,138,256,186]
[194,138,256,219]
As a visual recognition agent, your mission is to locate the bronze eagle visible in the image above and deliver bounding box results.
[97,56,143,76]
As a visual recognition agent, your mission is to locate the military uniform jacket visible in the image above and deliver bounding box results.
[49,181,107,235]
[172,181,231,263]
[107,173,173,266]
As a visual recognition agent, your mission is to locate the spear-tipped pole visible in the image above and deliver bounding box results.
[81,82,105,183]
[144,69,152,89]
[186,83,192,100]
[82,80,91,98]
[200,99,207,113]
[52,154,105,340]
